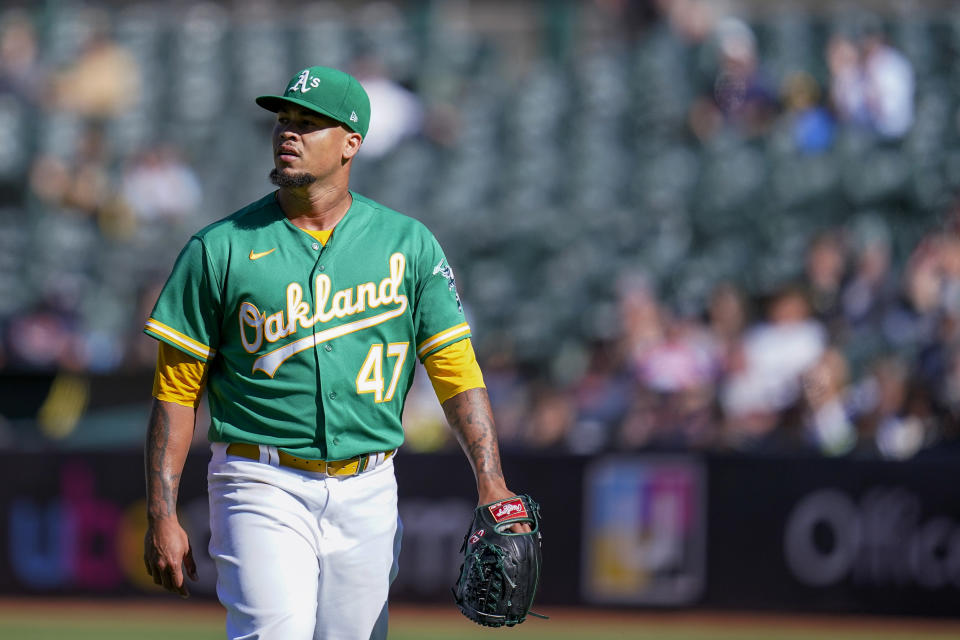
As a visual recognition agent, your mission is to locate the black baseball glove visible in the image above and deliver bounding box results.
[452,494,546,627]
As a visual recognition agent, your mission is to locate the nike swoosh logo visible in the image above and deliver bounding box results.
[249,248,276,261]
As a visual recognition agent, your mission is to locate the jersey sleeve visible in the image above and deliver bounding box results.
[423,338,485,403]
[414,233,471,362]
[144,236,222,361]
[153,341,209,408]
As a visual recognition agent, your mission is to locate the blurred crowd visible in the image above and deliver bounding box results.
[0,5,203,372]
[1,1,959,459]
[468,205,960,460]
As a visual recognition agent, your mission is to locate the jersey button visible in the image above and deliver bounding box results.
[328,391,337,400]
[333,438,340,445]
[311,242,320,251]
[324,344,333,352]
[318,264,325,272]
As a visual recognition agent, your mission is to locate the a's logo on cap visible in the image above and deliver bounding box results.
[289,69,311,93]
[289,69,321,94]
[350,111,359,123]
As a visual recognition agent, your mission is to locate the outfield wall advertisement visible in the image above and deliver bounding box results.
[703,455,960,617]
[0,450,957,616]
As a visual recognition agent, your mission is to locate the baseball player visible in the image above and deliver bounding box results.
[142,66,528,639]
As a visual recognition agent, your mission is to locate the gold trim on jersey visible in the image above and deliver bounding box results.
[417,322,470,359]
[144,319,214,360]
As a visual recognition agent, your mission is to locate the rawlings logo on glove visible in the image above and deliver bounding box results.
[489,498,528,523]
[452,494,546,628]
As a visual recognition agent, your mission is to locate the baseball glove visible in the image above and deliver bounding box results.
[452,494,546,627]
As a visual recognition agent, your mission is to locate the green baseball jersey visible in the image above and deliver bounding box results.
[145,191,470,460]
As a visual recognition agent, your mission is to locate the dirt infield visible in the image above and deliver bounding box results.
[3,598,960,637]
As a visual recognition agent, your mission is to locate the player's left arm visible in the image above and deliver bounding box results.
[413,232,529,529]
[423,339,524,518]
[442,387,509,498]
[440,383,532,534]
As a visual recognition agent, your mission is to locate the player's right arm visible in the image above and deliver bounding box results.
[141,235,219,598]
[143,342,208,597]
[144,398,199,597]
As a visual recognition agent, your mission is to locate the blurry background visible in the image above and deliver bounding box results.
[2,0,960,632]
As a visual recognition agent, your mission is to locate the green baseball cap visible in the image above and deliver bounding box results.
[256,66,371,138]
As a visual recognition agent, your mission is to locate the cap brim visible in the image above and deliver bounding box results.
[255,95,361,135]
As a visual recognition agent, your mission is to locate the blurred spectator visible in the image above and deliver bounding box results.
[781,71,836,154]
[720,286,827,449]
[0,9,45,104]
[51,22,140,118]
[618,273,664,365]
[797,347,857,455]
[705,281,749,370]
[849,354,906,456]
[827,33,869,129]
[632,312,721,449]
[120,145,202,224]
[875,379,937,459]
[618,385,718,451]
[896,227,960,351]
[617,388,659,450]
[480,346,529,450]
[525,384,576,451]
[689,17,778,141]
[860,20,914,139]
[827,20,915,140]
[930,345,960,450]
[4,300,82,372]
[850,352,940,460]
[659,0,716,44]
[635,311,718,394]
[354,56,423,159]
[28,125,114,219]
[568,340,633,454]
[840,216,899,332]
[804,230,848,333]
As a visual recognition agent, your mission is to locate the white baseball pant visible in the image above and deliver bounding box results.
[207,442,402,640]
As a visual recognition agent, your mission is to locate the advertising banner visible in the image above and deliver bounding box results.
[1,452,212,597]
[581,456,706,606]
[0,449,958,617]
[705,455,960,617]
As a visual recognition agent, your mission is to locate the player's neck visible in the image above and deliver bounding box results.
[278,183,353,231]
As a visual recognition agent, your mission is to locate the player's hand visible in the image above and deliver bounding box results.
[477,485,533,534]
[144,517,198,598]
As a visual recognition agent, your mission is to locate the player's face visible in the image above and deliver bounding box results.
[271,106,359,184]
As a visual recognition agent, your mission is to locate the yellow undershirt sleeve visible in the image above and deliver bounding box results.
[303,229,333,245]
[153,342,209,408]
[423,338,486,404]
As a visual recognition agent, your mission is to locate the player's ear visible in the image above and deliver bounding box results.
[342,131,362,161]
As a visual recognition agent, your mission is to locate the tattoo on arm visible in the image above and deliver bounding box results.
[144,399,193,522]
[442,388,504,483]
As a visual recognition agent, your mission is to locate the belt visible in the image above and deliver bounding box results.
[226,442,395,476]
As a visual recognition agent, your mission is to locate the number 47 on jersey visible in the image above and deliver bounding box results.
[355,343,408,403]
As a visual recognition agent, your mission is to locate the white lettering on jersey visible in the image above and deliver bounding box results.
[240,253,408,376]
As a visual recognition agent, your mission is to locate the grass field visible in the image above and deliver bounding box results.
[2,600,960,640]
